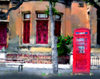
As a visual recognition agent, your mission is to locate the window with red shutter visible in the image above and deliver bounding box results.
[23,13,30,44]
[36,20,48,44]
[0,23,7,49]
[23,20,30,43]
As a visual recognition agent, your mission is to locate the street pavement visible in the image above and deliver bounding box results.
[0,67,100,79]
[0,63,100,79]
[0,71,100,79]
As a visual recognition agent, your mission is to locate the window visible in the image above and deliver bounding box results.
[36,12,48,44]
[54,14,61,36]
[37,13,48,19]
[54,14,61,20]
[0,23,7,49]
[24,13,30,19]
[0,11,7,20]
[23,20,30,43]
[23,13,30,44]
[55,21,61,36]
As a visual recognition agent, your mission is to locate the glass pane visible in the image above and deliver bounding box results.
[55,15,61,20]
[24,13,30,19]
[38,14,47,18]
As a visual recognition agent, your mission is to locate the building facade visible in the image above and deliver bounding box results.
[0,0,98,63]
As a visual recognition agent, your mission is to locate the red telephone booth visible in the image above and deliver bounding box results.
[73,28,91,74]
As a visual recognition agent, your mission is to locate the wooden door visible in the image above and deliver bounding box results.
[36,20,48,44]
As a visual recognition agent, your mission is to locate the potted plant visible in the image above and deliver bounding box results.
[57,35,73,64]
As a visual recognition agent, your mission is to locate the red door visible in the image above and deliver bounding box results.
[0,23,7,49]
[36,20,48,44]
[23,20,30,43]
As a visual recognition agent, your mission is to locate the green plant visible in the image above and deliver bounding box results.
[57,35,73,56]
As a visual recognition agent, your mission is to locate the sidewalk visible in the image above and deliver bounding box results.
[0,62,100,79]
[0,62,100,75]
[0,63,72,75]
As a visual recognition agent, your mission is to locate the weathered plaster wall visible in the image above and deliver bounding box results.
[71,2,90,33]
[8,1,67,53]
[8,1,97,53]
[65,8,72,36]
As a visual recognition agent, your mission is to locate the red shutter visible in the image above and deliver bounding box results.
[23,20,30,43]
[36,20,48,44]
[55,21,61,36]
[0,23,7,49]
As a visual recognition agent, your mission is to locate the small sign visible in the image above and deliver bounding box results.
[76,32,88,34]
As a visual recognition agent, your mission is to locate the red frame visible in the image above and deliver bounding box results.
[73,28,90,74]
